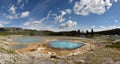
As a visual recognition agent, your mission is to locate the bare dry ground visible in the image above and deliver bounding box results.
[0,35,120,64]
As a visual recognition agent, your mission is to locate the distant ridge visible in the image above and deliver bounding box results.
[95,28,120,35]
[0,27,120,36]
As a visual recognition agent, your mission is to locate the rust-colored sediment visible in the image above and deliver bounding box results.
[16,38,97,56]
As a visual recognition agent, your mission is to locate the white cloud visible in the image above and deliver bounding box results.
[54,9,72,22]
[61,11,66,16]
[105,25,120,30]
[91,25,96,28]
[62,9,72,15]
[8,5,18,19]
[65,9,72,14]
[54,11,66,23]
[3,5,18,19]
[20,11,30,18]
[18,0,22,3]
[24,10,53,27]
[0,21,10,25]
[114,0,118,2]
[23,20,42,26]
[69,0,73,3]
[59,20,77,28]
[99,25,106,29]
[23,22,79,32]
[115,20,118,22]
[20,3,25,9]
[54,15,65,23]
[23,22,30,26]
[3,4,29,19]
[89,25,120,31]
[0,24,4,27]
[23,18,45,26]
[9,5,16,15]
[73,0,112,16]
[3,14,17,19]
[0,20,10,27]
[23,18,61,31]
[105,0,112,9]
[24,25,55,31]
[23,24,58,31]
[46,11,52,20]
[108,25,120,29]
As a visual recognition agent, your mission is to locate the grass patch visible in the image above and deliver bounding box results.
[0,47,16,54]
[74,61,82,64]
[6,49,16,54]
[106,42,120,50]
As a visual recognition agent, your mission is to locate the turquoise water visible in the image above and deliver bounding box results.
[11,44,27,50]
[15,37,41,43]
[49,41,84,49]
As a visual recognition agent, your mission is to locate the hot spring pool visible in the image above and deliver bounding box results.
[49,41,85,49]
[14,37,41,43]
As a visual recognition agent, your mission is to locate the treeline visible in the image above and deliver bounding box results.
[95,28,120,35]
[0,27,120,37]
[0,27,93,37]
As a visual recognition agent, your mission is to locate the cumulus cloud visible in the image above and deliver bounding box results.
[3,5,18,19]
[9,5,16,15]
[24,10,53,27]
[20,11,30,18]
[23,18,45,26]
[54,12,66,23]
[0,20,10,27]
[23,20,42,26]
[23,18,60,31]
[54,9,72,22]
[3,4,29,19]
[73,0,112,16]
[59,20,77,28]
[0,24,4,27]
[65,9,72,14]
[54,15,65,23]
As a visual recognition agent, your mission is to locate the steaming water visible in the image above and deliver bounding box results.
[12,37,41,49]
[49,41,84,49]
[14,37,41,43]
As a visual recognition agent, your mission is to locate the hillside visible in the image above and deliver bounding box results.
[0,27,120,36]
[95,28,120,35]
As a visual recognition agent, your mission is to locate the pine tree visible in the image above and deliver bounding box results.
[77,30,80,36]
[86,30,89,37]
[91,29,94,37]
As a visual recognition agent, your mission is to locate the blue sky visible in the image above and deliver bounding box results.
[0,0,120,32]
